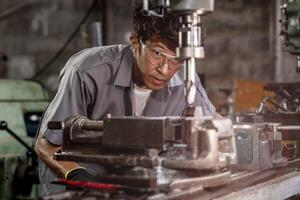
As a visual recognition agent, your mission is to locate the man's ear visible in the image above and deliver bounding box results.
[130,35,139,55]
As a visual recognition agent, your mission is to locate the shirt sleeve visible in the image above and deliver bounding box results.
[39,60,90,146]
[194,75,216,116]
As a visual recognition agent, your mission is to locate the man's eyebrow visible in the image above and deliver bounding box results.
[151,43,174,54]
[151,44,165,49]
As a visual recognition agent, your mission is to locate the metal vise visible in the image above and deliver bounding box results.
[51,115,237,172]
[233,123,288,171]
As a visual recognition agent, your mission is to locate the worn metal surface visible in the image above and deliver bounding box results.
[215,171,300,200]
[169,171,231,190]
[42,160,300,200]
[189,160,300,200]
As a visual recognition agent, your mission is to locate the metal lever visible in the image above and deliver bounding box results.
[48,119,103,131]
[0,120,35,154]
[48,121,62,130]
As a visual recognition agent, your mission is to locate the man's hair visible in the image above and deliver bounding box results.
[132,0,179,50]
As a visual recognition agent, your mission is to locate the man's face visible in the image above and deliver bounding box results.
[132,37,182,91]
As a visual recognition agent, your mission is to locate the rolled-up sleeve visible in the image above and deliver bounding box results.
[39,61,90,146]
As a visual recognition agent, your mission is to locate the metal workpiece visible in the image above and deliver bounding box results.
[234,112,300,140]
[233,123,267,171]
[234,87,300,164]
[233,122,288,171]
[234,110,300,162]
[163,129,226,170]
[164,117,237,171]
[54,115,236,170]
[52,115,237,192]
[212,117,237,138]
[213,118,238,164]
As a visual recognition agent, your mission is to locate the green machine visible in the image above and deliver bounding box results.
[281,0,300,72]
[0,79,49,199]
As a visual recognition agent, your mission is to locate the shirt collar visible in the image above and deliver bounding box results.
[113,45,183,88]
[113,45,133,87]
[168,67,184,87]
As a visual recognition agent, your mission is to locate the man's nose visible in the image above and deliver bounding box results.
[157,58,169,75]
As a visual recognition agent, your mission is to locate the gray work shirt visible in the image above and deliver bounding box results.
[38,44,215,195]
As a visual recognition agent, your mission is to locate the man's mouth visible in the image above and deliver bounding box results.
[151,76,166,86]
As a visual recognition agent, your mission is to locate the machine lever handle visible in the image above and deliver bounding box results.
[0,120,36,155]
[48,121,62,130]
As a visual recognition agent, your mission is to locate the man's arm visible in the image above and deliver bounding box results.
[35,133,80,178]
[34,66,90,177]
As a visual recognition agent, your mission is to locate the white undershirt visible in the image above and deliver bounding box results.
[132,84,152,116]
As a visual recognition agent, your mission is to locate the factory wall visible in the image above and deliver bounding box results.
[0,0,299,108]
[200,0,300,110]
[201,0,274,109]
[0,0,103,92]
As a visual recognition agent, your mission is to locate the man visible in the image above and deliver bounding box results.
[35,1,216,195]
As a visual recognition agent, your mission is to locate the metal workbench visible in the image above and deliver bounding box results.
[215,170,300,200]
[211,159,300,200]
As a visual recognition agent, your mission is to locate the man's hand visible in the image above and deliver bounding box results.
[34,135,82,178]
[65,167,93,181]
[64,167,94,190]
